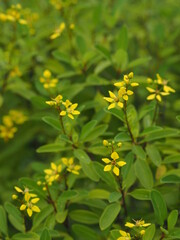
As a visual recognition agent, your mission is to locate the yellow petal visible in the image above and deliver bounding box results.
[14,186,23,193]
[108,103,116,109]
[156,94,161,102]
[146,87,155,93]
[102,158,111,164]
[114,81,125,87]
[131,82,139,87]
[68,113,74,119]
[20,204,26,211]
[27,208,33,217]
[125,222,135,228]
[57,164,62,172]
[51,162,57,171]
[117,101,123,108]
[104,165,112,171]
[60,111,66,116]
[32,205,40,212]
[123,95,128,101]
[24,193,31,202]
[111,151,119,160]
[73,110,80,115]
[164,85,175,93]
[71,103,78,110]
[113,166,119,176]
[147,94,156,100]
[31,198,40,204]
[109,91,116,99]
[44,169,53,175]
[117,161,126,167]
[74,165,81,170]
[160,92,169,96]
[104,97,114,103]
[142,223,151,227]
[127,90,134,95]
[62,158,68,165]
[140,230,145,235]
[69,157,74,165]
[119,230,128,237]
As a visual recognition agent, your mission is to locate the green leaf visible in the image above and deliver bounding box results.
[42,116,61,131]
[12,232,39,240]
[109,192,122,203]
[132,145,146,160]
[93,162,118,190]
[32,205,54,230]
[40,228,51,240]
[143,224,155,240]
[129,189,151,200]
[95,44,111,61]
[72,224,98,240]
[113,49,128,70]
[134,159,153,189]
[56,210,68,224]
[116,25,128,50]
[83,124,108,142]
[59,134,73,144]
[94,60,112,75]
[0,206,8,235]
[60,190,78,201]
[88,189,110,200]
[176,115,180,122]
[168,210,178,231]
[146,144,162,166]
[163,154,180,164]
[69,210,99,224]
[161,171,180,183]
[114,132,131,142]
[80,120,97,140]
[121,152,134,179]
[74,149,91,164]
[143,128,179,142]
[127,105,139,138]
[104,107,124,122]
[139,126,162,136]
[128,56,151,69]
[99,203,121,230]
[80,161,100,182]
[4,202,25,232]
[52,50,71,65]
[37,143,71,153]
[151,190,167,225]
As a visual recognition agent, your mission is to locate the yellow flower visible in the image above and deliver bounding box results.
[140,230,145,235]
[12,194,18,200]
[60,100,80,119]
[146,87,169,102]
[102,152,126,176]
[9,110,27,124]
[156,74,175,93]
[114,72,139,88]
[0,118,17,141]
[117,230,131,240]
[14,186,37,198]
[44,162,62,185]
[20,194,40,217]
[103,139,109,146]
[62,157,81,175]
[40,70,58,89]
[104,91,124,109]
[125,219,151,228]
[46,95,63,106]
[50,22,66,39]
[118,87,134,101]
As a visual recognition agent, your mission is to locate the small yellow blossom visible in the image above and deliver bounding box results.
[50,22,66,39]
[60,100,80,119]
[146,87,169,102]
[46,95,63,106]
[12,194,18,200]
[103,139,109,146]
[117,230,131,240]
[9,110,27,124]
[62,157,81,175]
[104,91,124,109]
[114,72,139,88]
[117,142,122,147]
[156,74,175,93]
[40,70,58,89]
[140,230,145,235]
[0,116,17,141]
[102,152,126,176]
[14,186,37,198]
[125,219,151,228]
[20,194,40,217]
[70,23,75,30]
[44,162,62,185]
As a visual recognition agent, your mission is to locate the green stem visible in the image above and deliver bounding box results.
[46,184,57,212]
[117,174,127,217]
[124,100,136,144]
[152,100,159,125]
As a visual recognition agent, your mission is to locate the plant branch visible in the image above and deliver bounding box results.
[46,184,57,213]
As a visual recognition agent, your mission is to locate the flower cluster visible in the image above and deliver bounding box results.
[44,162,62,187]
[50,22,66,40]
[62,157,81,175]
[50,0,78,10]
[0,110,27,141]
[103,139,122,148]
[146,73,175,102]
[13,186,40,217]
[46,95,80,120]
[102,151,126,176]
[117,219,151,239]
[104,72,139,110]
[40,70,58,89]
[0,4,27,25]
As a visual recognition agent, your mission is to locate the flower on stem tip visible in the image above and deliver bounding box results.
[60,99,80,119]
[20,194,40,217]
[44,162,62,186]
[125,219,151,228]
[62,157,81,175]
[50,22,66,39]
[117,230,131,240]
[102,151,126,176]
[103,91,124,110]
[146,87,169,102]
[40,69,58,89]
[156,73,175,93]
[46,95,63,106]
